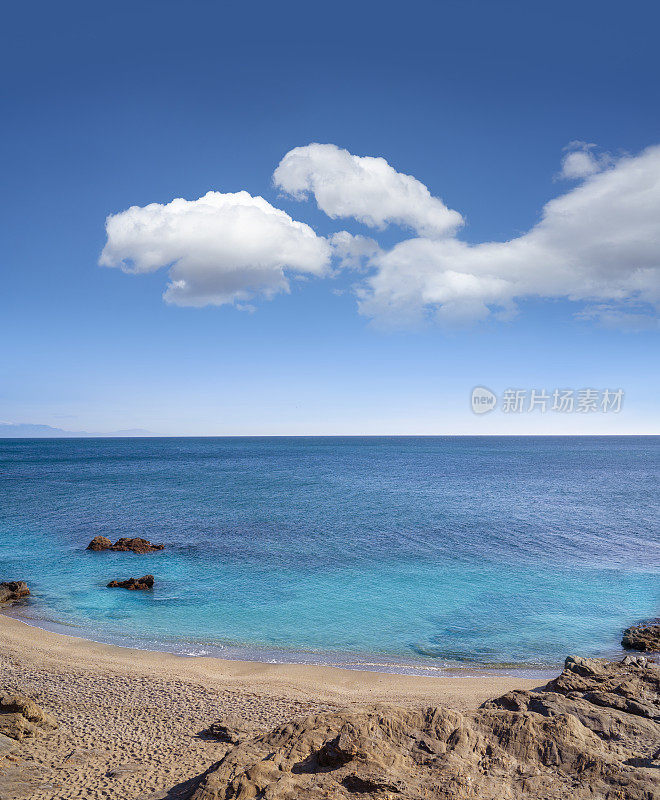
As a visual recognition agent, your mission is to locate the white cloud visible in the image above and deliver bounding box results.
[358,146,660,326]
[575,303,660,332]
[100,190,331,307]
[558,141,612,180]
[273,143,463,237]
[329,231,380,271]
[101,143,660,330]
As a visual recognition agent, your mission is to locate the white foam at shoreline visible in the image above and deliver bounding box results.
[2,608,560,680]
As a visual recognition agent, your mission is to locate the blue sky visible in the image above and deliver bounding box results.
[2,0,659,435]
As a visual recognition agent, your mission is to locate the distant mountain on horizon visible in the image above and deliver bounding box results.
[0,423,154,438]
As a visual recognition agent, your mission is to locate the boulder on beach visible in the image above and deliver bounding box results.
[107,574,154,590]
[622,622,660,652]
[86,536,164,553]
[0,581,30,606]
[0,693,57,742]
[191,654,659,800]
[86,536,112,551]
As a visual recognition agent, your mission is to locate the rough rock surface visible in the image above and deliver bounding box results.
[0,582,30,606]
[203,714,258,745]
[87,536,164,553]
[107,574,155,590]
[0,693,57,742]
[622,623,660,653]
[192,656,659,800]
[86,536,113,551]
[110,537,165,553]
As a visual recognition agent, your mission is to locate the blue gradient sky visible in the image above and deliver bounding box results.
[2,0,659,434]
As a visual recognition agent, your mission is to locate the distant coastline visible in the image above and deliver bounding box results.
[0,423,154,438]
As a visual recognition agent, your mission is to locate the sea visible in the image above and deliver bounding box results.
[0,436,657,676]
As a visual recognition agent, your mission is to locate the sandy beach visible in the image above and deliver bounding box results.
[0,614,540,800]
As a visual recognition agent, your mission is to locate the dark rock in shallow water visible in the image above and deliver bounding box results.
[191,655,659,800]
[110,537,164,553]
[86,536,164,553]
[622,622,660,652]
[86,536,112,551]
[107,574,154,590]
[0,582,30,606]
[0,693,57,741]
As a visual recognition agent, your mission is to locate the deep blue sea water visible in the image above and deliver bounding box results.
[0,436,657,674]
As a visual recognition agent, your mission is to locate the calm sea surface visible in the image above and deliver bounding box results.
[0,436,657,674]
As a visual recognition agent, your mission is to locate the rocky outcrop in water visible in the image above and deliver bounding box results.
[86,536,113,551]
[0,693,56,742]
[110,537,164,553]
[191,655,659,800]
[0,582,30,606]
[622,622,660,653]
[107,574,154,590]
[86,536,164,553]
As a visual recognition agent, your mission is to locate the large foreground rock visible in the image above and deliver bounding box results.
[622,623,660,652]
[107,574,154,590]
[87,536,164,553]
[0,582,30,606]
[192,656,659,800]
[0,693,57,741]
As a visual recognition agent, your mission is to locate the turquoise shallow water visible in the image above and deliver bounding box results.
[0,436,658,673]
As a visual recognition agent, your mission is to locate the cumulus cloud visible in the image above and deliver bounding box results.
[329,231,381,271]
[358,146,660,326]
[100,191,331,307]
[273,143,463,237]
[558,141,612,180]
[100,142,660,329]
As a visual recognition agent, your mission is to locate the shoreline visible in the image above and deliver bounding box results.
[0,613,543,707]
[0,613,543,799]
[1,610,656,799]
[2,607,559,680]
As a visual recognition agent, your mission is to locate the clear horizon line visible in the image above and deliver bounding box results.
[1,433,658,440]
